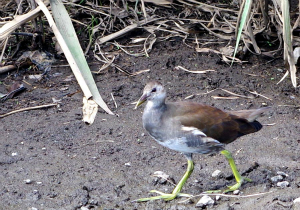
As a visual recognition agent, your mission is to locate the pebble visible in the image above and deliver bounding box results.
[276,68,284,72]
[29,208,38,210]
[80,207,89,210]
[294,197,300,209]
[124,162,131,166]
[216,195,221,201]
[277,171,289,177]
[24,179,32,184]
[196,195,214,208]
[233,190,240,195]
[294,197,300,204]
[270,175,283,183]
[277,181,289,188]
[11,152,18,156]
[212,170,222,178]
[154,171,170,180]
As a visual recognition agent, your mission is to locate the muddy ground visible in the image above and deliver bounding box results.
[0,40,300,210]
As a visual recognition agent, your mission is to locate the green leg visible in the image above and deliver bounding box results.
[136,159,194,202]
[207,150,252,193]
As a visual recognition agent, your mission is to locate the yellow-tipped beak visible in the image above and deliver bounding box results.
[134,94,148,109]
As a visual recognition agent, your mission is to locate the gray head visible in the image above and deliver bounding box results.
[135,81,167,109]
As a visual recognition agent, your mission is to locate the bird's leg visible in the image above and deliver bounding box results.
[206,150,252,193]
[135,158,194,202]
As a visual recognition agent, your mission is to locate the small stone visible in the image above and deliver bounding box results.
[276,68,284,72]
[294,197,300,203]
[196,195,214,208]
[29,208,38,210]
[216,195,221,201]
[36,182,42,185]
[42,147,46,151]
[24,179,32,184]
[294,197,300,209]
[80,207,89,210]
[153,171,169,178]
[277,181,289,188]
[153,171,171,184]
[12,152,18,156]
[271,175,283,183]
[277,171,289,177]
[233,190,240,195]
[124,162,131,166]
[212,170,222,178]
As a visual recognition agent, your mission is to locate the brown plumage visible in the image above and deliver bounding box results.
[165,102,265,144]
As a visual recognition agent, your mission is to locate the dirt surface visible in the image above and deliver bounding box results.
[1,40,300,210]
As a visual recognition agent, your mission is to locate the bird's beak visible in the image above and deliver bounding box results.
[134,94,148,109]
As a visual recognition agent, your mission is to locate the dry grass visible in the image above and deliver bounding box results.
[0,0,299,87]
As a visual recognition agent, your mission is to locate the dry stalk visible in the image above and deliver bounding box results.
[0,103,57,118]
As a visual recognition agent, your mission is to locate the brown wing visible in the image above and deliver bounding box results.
[167,102,261,144]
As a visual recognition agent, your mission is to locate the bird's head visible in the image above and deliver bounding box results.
[135,81,166,109]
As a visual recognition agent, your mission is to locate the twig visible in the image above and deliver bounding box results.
[178,191,274,204]
[278,104,300,107]
[98,23,138,44]
[111,93,117,109]
[93,43,132,75]
[0,103,57,118]
[247,90,273,100]
[130,69,150,76]
[64,2,110,17]
[263,123,276,126]
[212,96,240,100]
[221,89,254,99]
[196,89,218,95]
[0,37,9,63]
[0,64,16,74]
[175,65,215,73]
[97,17,162,44]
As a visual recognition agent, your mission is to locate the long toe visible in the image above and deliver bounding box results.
[135,190,192,202]
[205,176,252,194]
[223,176,252,193]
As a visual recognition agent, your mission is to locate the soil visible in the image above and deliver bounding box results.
[0,40,300,210]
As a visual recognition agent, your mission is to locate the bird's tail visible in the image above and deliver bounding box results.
[229,107,271,122]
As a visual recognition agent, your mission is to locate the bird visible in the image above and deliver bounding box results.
[134,81,270,202]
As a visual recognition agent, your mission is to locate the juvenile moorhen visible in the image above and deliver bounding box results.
[135,81,270,202]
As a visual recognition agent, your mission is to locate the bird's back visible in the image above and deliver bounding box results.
[163,102,265,144]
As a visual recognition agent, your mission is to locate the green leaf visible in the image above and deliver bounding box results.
[49,0,114,114]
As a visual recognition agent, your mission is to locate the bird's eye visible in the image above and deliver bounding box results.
[151,88,157,93]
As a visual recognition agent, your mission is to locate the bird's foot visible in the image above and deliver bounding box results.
[134,190,192,202]
[206,176,252,194]
[134,159,194,202]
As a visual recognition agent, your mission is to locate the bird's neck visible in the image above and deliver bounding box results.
[145,99,166,110]
[143,100,166,125]
[142,100,167,141]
